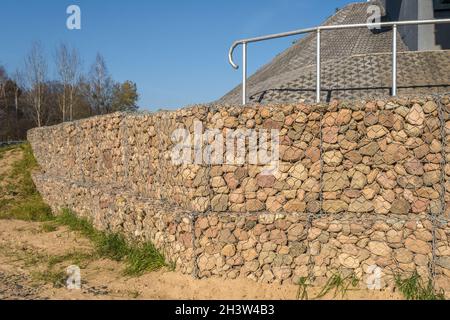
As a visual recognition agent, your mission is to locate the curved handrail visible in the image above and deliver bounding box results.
[228,26,317,69]
[228,18,450,104]
[228,41,240,69]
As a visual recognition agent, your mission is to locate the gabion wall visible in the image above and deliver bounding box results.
[28,96,450,292]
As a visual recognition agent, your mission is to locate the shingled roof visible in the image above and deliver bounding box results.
[218,1,450,104]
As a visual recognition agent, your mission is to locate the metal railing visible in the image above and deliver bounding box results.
[228,18,450,105]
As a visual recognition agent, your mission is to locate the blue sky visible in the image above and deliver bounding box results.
[0,0,356,110]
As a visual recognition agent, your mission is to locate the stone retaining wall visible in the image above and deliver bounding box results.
[28,96,450,292]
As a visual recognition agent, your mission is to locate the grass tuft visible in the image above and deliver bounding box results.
[124,242,166,276]
[56,209,167,276]
[41,222,58,233]
[96,233,129,261]
[296,277,311,300]
[394,271,445,300]
[5,197,53,221]
[55,209,97,238]
[315,271,359,299]
[32,270,67,288]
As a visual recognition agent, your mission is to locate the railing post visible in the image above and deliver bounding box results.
[242,42,247,105]
[316,28,321,103]
[392,24,397,97]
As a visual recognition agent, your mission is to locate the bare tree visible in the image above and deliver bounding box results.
[0,65,5,78]
[0,65,10,139]
[86,53,114,115]
[55,43,81,122]
[24,42,47,127]
[0,65,7,106]
[0,65,7,107]
[11,69,23,123]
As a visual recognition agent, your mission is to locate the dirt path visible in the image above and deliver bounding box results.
[0,148,22,192]
[0,219,404,300]
[0,149,21,175]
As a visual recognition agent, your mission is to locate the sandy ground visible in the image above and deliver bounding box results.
[0,219,404,300]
